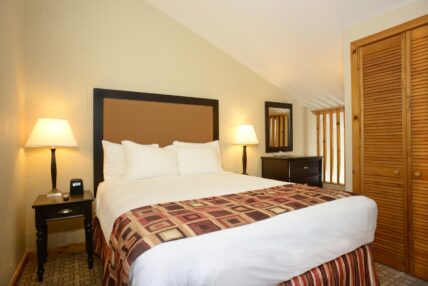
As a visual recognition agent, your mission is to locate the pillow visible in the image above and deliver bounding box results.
[173,140,220,151]
[175,145,223,175]
[102,140,126,181]
[102,140,158,181]
[173,140,221,158]
[122,140,178,180]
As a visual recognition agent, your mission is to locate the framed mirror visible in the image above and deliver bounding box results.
[265,101,293,152]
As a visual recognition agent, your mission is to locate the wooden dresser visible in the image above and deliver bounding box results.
[261,155,323,187]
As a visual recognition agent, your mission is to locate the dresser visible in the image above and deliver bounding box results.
[261,155,323,187]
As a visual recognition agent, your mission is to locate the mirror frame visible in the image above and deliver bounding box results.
[265,101,293,153]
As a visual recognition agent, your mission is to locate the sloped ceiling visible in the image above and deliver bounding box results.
[146,0,411,109]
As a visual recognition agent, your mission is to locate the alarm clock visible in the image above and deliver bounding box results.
[70,178,84,195]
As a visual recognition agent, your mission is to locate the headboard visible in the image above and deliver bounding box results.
[93,88,219,196]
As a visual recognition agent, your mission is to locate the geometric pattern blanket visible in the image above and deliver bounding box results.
[103,184,356,285]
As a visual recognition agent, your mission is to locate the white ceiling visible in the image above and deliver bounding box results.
[146,0,411,109]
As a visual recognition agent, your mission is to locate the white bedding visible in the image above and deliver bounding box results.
[96,171,377,286]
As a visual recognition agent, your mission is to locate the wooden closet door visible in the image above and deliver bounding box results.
[409,24,428,280]
[360,34,408,271]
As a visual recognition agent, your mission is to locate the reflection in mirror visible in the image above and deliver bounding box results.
[269,108,289,147]
[265,102,293,152]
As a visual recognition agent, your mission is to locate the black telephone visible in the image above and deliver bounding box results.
[70,178,84,195]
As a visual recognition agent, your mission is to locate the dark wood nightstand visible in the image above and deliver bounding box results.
[32,191,94,282]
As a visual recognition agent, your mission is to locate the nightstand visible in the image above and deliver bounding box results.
[32,191,94,282]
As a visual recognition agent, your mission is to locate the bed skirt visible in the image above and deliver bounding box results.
[93,216,379,286]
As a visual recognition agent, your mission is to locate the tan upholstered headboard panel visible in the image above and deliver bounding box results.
[103,99,214,146]
[93,88,219,195]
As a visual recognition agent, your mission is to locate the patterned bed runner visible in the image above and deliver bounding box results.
[103,184,357,285]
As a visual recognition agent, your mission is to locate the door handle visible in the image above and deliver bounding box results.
[414,171,421,178]
[302,166,309,170]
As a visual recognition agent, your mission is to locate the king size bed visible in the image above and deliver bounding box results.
[92,88,379,286]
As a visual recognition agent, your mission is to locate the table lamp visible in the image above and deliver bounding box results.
[26,118,78,197]
[234,124,259,175]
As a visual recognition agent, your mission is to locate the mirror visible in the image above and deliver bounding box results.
[265,101,293,152]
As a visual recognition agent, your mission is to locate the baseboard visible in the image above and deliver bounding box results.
[9,252,28,286]
[9,242,86,285]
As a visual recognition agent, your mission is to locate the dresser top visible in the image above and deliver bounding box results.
[261,155,322,160]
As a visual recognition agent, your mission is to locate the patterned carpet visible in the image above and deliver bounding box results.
[376,264,428,286]
[18,251,428,285]
[18,251,103,286]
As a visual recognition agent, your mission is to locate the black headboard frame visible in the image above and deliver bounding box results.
[93,88,219,196]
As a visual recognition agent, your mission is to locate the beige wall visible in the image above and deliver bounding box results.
[23,0,308,251]
[0,0,26,284]
[343,0,428,191]
[304,109,317,156]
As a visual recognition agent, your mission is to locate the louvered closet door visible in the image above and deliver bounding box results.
[409,24,428,280]
[360,34,408,271]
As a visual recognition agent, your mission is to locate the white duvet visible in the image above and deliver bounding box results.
[96,172,377,286]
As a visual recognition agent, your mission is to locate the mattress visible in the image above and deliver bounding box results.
[96,171,377,286]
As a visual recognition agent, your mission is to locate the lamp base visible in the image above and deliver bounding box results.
[241,145,248,175]
[46,189,62,198]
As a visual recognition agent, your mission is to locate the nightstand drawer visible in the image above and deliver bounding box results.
[43,204,84,220]
[289,159,321,177]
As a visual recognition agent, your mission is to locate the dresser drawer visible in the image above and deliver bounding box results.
[290,175,322,187]
[43,204,85,221]
[261,158,289,181]
[289,159,321,177]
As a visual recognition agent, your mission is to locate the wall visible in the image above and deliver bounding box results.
[343,0,428,191]
[0,0,26,284]
[304,109,317,156]
[23,0,308,251]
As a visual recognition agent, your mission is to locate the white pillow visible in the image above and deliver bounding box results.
[175,144,223,175]
[173,140,220,151]
[173,140,221,159]
[102,140,126,181]
[102,140,158,181]
[122,140,178,180]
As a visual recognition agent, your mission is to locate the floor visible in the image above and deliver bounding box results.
[18,251,428,285]
[376,264,428,286]
[18,251,103,286]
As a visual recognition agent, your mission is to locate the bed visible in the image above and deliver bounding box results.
[92,88,379,286]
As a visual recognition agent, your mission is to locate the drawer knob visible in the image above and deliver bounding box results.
[393,170,400,175]
[414,171,421,178]
[58,208,72,215]
[302,166,309,170]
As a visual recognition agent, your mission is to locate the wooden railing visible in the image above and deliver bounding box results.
[313,107,345,185]
[269,114,288,147]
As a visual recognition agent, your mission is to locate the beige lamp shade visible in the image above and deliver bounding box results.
[234,124,259,145]
[26,118,78,148]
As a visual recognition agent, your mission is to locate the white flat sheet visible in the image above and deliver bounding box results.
[96,172,377,286]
